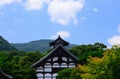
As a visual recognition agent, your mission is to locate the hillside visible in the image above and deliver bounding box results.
[11,40,77,52]
[0,36,17,51]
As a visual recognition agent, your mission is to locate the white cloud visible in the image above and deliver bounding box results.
[93,8,98,12]
[108,24,120,46]
[108,36,120,45]
[0,0,85,25]
[51,31,70,39]
[0,0,21,6]
[24,0,50,10]
[48,0,85,25]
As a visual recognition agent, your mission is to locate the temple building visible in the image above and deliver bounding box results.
[0,69,13,79]
[32,36,78,79]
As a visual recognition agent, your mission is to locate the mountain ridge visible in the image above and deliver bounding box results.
[0,36,17,51]
[11,39,77,52]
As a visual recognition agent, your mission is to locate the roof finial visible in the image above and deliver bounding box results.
[50,35,69,48]
[58,35,61,38]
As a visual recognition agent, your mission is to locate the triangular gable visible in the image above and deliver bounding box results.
[32,45,77,68]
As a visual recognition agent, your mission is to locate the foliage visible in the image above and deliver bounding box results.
[58,45,120,79]
[57,68,73,79]
[0,51,45,79]
[70,42,107,64]
[0,36,17,52]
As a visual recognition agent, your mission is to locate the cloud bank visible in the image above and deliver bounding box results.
[108,25,120,45]
[48,0,85,25]
[0,0,85,25]
[108,36,120,45]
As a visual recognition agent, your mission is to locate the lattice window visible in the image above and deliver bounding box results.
[45,73,51,79]
[61,63,67,68]
[62,57,67,61]
[69,58,73,61]
[45,63,51,67]
[37,73,43,78]
[44,67,52,72]
[47,58,51,61]
[53,63,59,68]
[53,57,58,61]
[69,63,76,68]
[53,73,57,79]
[38,78,43,79]
[37,67,43,72]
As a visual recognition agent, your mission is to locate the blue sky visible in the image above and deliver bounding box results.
[0,0,120,47]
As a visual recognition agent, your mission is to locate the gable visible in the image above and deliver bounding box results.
[32,45,77,68]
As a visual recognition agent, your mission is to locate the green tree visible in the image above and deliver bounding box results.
[70,42,106,64]
[0,51,44,79]
[57,68,73,79]
[72,46,120,79]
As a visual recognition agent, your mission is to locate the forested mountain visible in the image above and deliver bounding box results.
[0,36,17,51]
[11,40,77,52]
